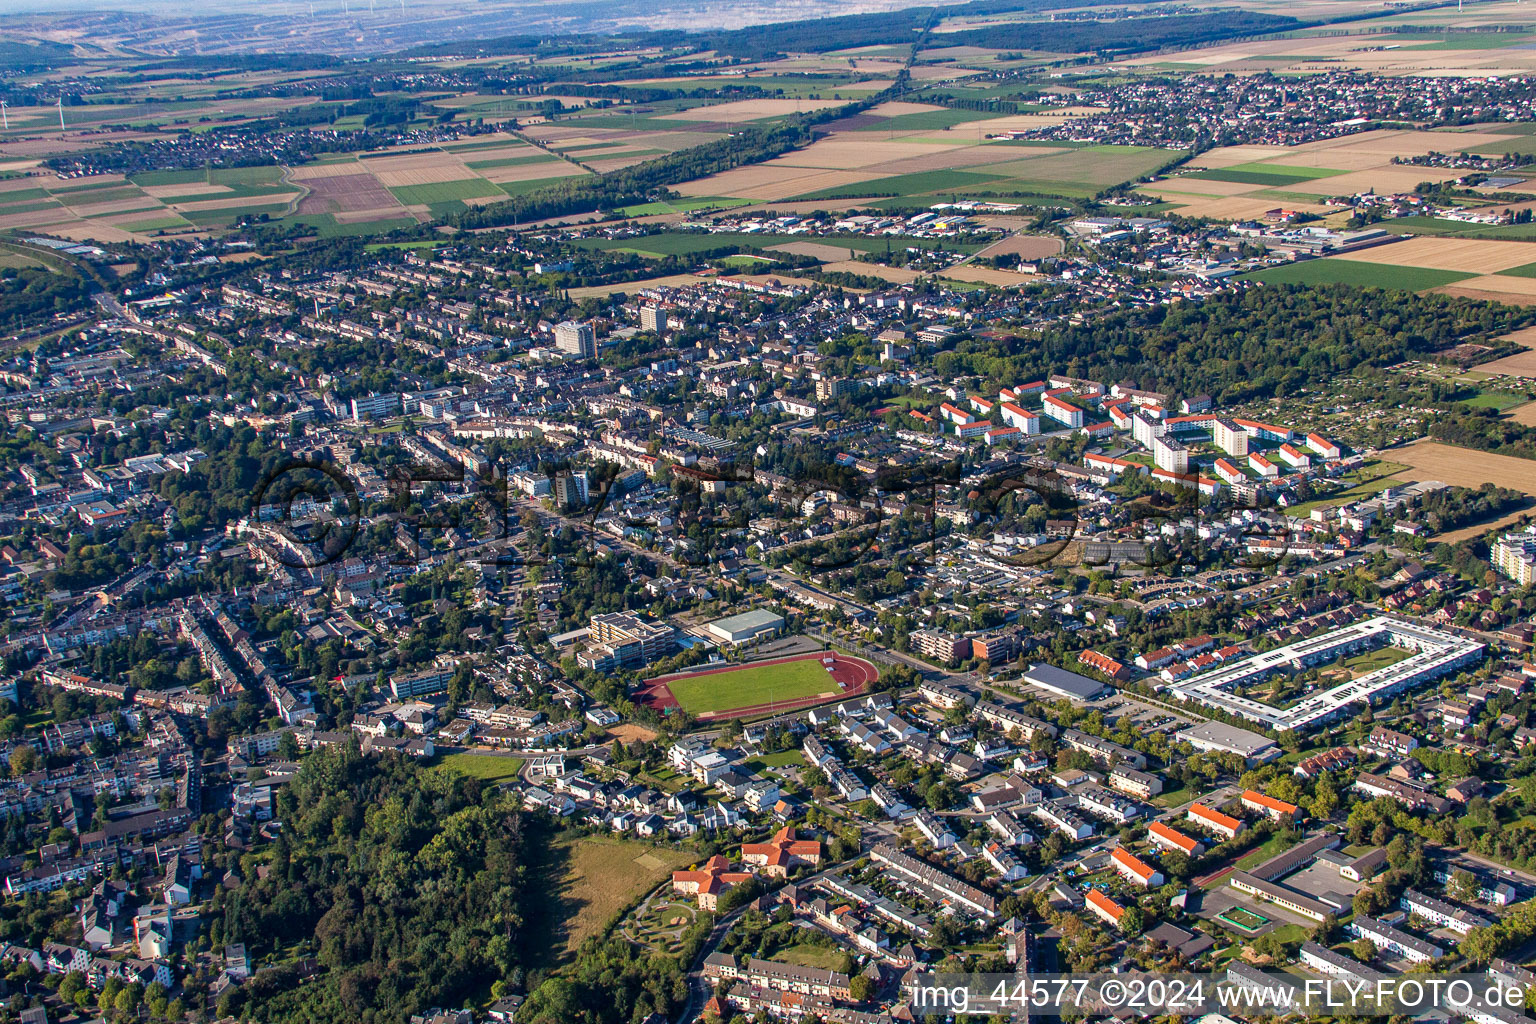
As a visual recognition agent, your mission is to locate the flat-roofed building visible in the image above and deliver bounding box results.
[1166,617,1484,735]
[706,609,785,645]
[1177,722,1281,764]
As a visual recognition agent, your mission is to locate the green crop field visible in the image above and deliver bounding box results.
[1243,259,1474,291]
[661,658,842,715]
[855,107,1005,132]
[984,145,1188,189]
[115,215,191,232]
[209,165,285,185]
[612,196,754,216]
[1184,164,1344,186]
[1403,32,1536,49]
[465,153,562,170]
[128,169,206,187]
[791,168,1007,201]
[55,186,146,206]
[388,178,506,205]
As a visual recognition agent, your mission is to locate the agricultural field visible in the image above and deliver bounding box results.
[1331,237,1536,276]
[1144,129,1515,219]
[1393,439,1536,496]
[1243,259,1474,292]
[0,131,601,240]
[671,101,1176,204]
[1113,19,1536,76]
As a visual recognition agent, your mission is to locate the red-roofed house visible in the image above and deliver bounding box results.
[1084,453,1142,477]
[1085,888,1126,928]
[1276,443,1311,469]
[1111,848,1165,887]
[1307,433,1341,459]
[940,402,974,426]
[673,855,754,909]
[1042,393,1084,429]
[1000,402,1040,434]
[986,426,1021,446]
[1241,790,1298,822]
[1247,452,1278,478]
[1233,418,1295,442]
[1078,650,1130,681]
[1187,803,1244,840]
[741,826,822,879]
[1148,821,1204,857]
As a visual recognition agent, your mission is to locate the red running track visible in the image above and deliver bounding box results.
[634,651,879,722]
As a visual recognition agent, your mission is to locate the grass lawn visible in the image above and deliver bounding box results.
[555,838,699,958]
[1267,923,1311,945]
[1243,259,1473,291]
[577,231,794,257]
[364,240,442,252]
[775,942,850,970]
[1338,646,1413,675]
[1287,475,1404,518]
[719,254,778,267]
[0,249,52,271]
[744,750,806,772]
[579,231,982,259]
[1235,833,1300,871]
[1152,783,1200,808]
[661,658,844,715]
[1380,216,1536,241]
[434,753,524,782]
[274,213,419,237]
[1461,390,1530,411]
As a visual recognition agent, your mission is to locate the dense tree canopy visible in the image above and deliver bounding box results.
[216,743,532,1024]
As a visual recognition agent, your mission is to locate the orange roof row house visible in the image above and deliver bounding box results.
[1187,802,1244,839]
[1148,821,1204,857]
[1110,848,1164,887]
[1241,789,1299,821]
[1085,888,1126,928]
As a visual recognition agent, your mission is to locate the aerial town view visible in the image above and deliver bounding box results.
[10,0,1536,1020]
